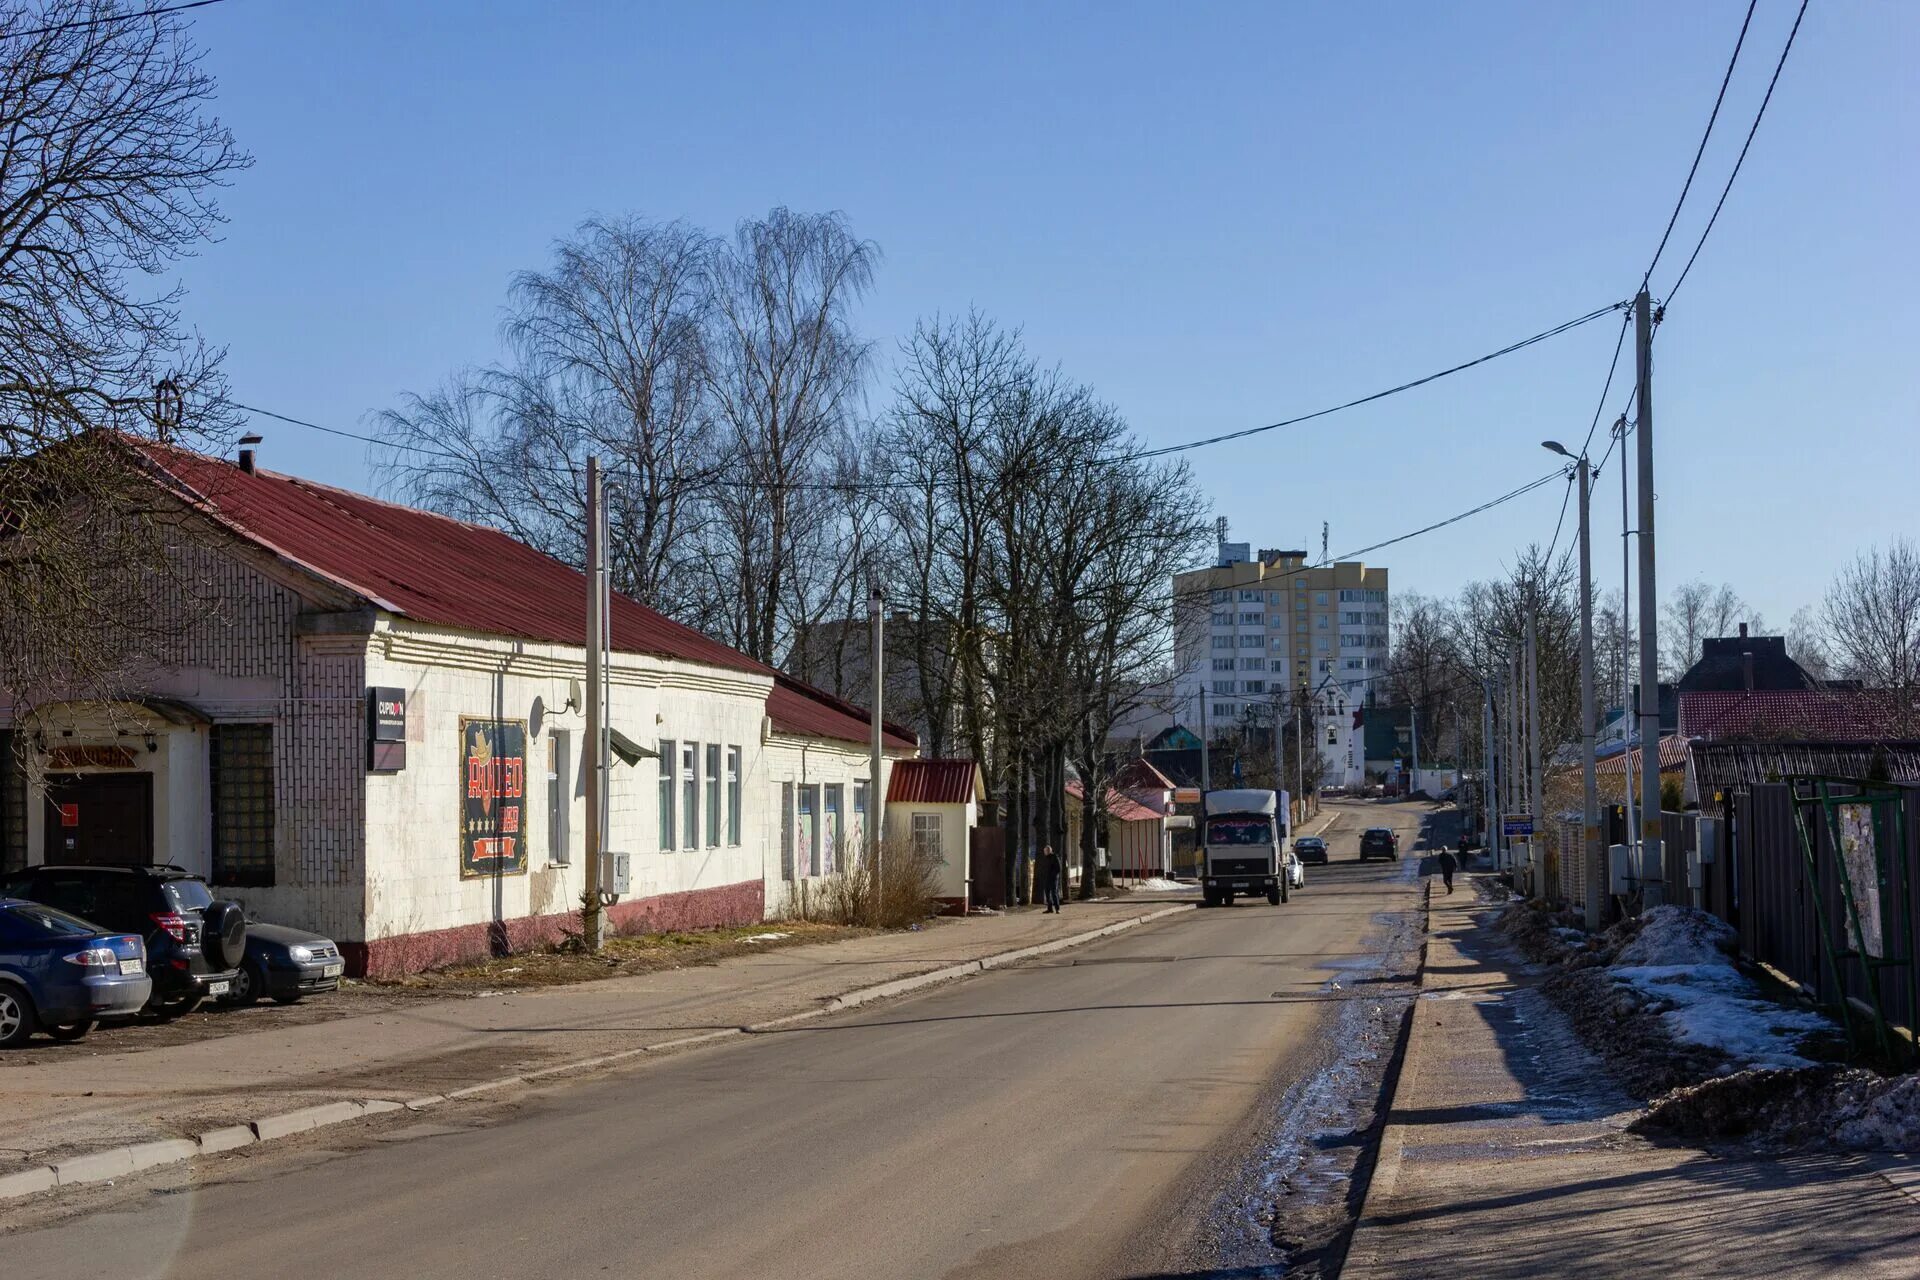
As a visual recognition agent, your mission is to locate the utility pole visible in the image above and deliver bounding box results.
[1526,610,1543,896]
[1199,691,1211,792]
[1482,681,1498,867]
[1576,456,1601,929]
[1617,413,1637,875]
[1634,288,1663,890]
[582,455,606,952]
[869,587,884,883]
[1295,684,1306,826]
[1409,700,1419,795]
[1505,654,1519,870]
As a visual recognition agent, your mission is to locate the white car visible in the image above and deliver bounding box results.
[1285,849,1306,891]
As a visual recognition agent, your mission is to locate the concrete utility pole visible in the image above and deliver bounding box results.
[1482,681,1498,867]
[1409,701,1419,794]
[583,455,606,952]
[1634,288,1663,888]
[1617,414,1636,872]
[1506,654,1520,870]
[1526,610,1543,895]
[869,587,884,880]
[1295,685,1306,824]
[1576,456,1601,928]
[1199,692,1211,792]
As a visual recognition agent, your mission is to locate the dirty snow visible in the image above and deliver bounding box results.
[1834,1073,1920,1150]
[741,932,791,943]
[1613,904,1738,968]
[1129,877,1190,893]
[1611,964,1830,1070]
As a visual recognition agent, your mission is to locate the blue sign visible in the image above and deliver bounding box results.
[1503,813,1535,838]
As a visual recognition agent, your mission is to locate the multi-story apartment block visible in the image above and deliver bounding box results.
[1172,531,1389,787]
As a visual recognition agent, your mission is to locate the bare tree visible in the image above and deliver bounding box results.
[0,1,248,712]
[1784,604,1833,682]
[1661,580,1756,680]
[1821,538,1920,691]
[376,216,717,614]
[702,208,876,663]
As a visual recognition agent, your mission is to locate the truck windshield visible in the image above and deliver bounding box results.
[1206,817,1272,846]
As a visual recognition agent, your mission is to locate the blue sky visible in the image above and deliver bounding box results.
[175,1,1913,626]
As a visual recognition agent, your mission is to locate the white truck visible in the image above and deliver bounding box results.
[1200,788,1287,907]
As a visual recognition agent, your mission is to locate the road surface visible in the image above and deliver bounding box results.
[4,800,1436,1280]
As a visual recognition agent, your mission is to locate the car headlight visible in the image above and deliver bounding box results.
[288,945,313,963]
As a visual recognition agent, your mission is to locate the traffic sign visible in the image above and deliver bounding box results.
[1503,813,1535,838]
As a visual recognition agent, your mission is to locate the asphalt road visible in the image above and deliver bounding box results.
[4,800,1437,1280]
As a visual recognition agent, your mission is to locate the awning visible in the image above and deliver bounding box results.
[609,728,656,767]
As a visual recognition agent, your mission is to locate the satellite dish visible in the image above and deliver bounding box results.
[566,678,582,712]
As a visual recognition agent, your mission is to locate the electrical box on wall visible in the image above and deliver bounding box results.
[602,850,630,897]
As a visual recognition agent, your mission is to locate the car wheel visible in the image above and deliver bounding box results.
[45,1020,93,1042]
[222,963,261,1007]
[0,982,36,1048]
[1268,885,1282,906]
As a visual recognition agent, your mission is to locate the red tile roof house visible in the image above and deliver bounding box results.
[885,758,983,913]
[0,438,913,976]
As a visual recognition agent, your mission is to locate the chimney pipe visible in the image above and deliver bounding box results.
[237,432,262,475]
[1742,651,1755,691]
[1738,622,1748,639]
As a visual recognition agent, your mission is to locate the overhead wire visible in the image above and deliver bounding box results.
[5,0,228,40]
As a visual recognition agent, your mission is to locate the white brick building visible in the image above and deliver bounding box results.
[0,441,916,976]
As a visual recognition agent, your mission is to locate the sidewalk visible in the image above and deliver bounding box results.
[0,899,1184,1184]
[1342,880,1920,1280]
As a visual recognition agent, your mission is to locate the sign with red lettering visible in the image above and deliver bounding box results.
[58,803,79,828]
[460,718,528,878]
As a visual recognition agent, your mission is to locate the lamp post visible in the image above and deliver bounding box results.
[1544,440,1601,929]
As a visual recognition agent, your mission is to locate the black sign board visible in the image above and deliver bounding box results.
[460,717,527,879]
[367,687,407,772]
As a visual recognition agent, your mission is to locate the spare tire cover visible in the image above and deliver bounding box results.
[202,901,246,971]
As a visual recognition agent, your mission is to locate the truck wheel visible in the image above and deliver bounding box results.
[1202,887,1220,908]
[1268,885,1282,906]
[1222,892,1236,907]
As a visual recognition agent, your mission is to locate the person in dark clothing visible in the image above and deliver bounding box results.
[1437,847,1459,894]
[1038,844,1063,913]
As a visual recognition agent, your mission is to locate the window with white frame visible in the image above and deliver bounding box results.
[1239,590,1261,602]
[1212,636,1233,650]
[658,739,676,851]
[681,741,699,849]
[726,747,742,845]
[1213,702,1234,719]
[705,744,722,847]
[1243,680,1265,694]
[1239,610,1262,625]
[1212,679,1234,694]
[1240,656,1265,670]
[1211,611,1231,626]
[910,812,943,862]
[1210,589,1231,604]
[1212,657,1234,671]
[1315,636,1329,651]
[1315,592,1328,605]
[1270,637,1285,650]
[1268,614,1285,628]
[1239,634,1262,648]
[1316,615,1328,629]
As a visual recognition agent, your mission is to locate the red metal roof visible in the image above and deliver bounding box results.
[1595,735,1688,776]
[1112,757,1175,792]
[887,758,981,805]
[131,441,767,675]
[768,675,917,751]
[1065,779,1160,822]
[1678,689,1920,742]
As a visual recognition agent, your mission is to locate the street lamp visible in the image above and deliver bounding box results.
[1542,440,1602,930]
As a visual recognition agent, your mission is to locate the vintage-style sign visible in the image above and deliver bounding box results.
[461,718,527,878]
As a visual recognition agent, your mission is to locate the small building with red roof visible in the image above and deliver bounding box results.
[886,758,984,911]
[0,438,916,975]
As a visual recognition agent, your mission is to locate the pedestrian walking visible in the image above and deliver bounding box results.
[1437,847,1458,895]
[1038,844,1063,913]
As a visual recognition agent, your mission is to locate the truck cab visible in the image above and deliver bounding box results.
[1200,788,1286,907]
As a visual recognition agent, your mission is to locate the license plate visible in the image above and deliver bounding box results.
[119,958,143,975]
[207,980,230,996]
[321,963,343,979]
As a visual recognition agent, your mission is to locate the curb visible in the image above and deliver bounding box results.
[0,902,1193,1204]
[1336,875,1434,1278]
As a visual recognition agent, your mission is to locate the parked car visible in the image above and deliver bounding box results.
[1292,836,1329,864]
[0,898,151,1046]
[0,865,245,1017]
[1359,827,1400,861]
[221,920,345,1006]
[1285,847,1306,891]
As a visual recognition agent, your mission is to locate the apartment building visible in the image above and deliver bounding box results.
[1171,533,1389,787]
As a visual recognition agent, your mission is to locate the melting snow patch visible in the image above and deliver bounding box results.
[1610,964,1829,1070]
[741,932,791,943]
[1130,877,1190,893]
[1614,905,1739,968]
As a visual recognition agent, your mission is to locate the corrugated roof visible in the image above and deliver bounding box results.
[768,675,917,751]
[1595,734,1688,776]
[1679,689,1920,742]
[1112,757,1175,792]
[887,758,981,805]
[1065,779,1160,822]
[130,440,767,674]
[1689,740,1920,791]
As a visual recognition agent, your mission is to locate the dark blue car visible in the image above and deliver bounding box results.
[0,898,151,1047]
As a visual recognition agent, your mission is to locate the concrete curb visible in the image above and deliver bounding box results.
[0,901,1194,1204]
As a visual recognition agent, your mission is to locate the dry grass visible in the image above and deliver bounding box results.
[372,921,870,993]
[785,843,945,929]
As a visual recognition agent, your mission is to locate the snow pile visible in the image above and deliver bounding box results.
[1610,963,1831,1070]
[1636,1066,1920,1152]
[1613,905,1739,968]
[1130,877,1189,893]
[740,932,791,943]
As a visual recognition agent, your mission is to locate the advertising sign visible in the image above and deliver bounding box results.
[460,718,527,878]
[368,687,407,772]
[1502,813,1535,838]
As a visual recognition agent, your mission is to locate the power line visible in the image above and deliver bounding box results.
[6,0,228,40]
[1131,301,1627,460]
[1642,0,1759,288]
[1664,0,1812,305]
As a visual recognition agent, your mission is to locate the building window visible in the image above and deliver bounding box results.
[910,812,943,862]
[1212,680,1234,694]
[1267,591,1281,604]
[1212,636,1233,650]
[1239,590,1262,602]
[1328,726,1340,745]
[1342,633,1362,648]
[1211,611,1231,626]
[1239,634,1262,648]
[682,741,699,849]
[1210,589,1231,604]
[779,781,795,879]
[210,723,275,887]
[853,780,868,837]
[548,731,571,865]
[0,730,23,875]
[1344,658,1364,670]
[799,785,821,876]
[1213,702,1234,719]
[658,739,676,850]
[1316,636,1329,652]
[1240,657,1265,671]
[705,744,721,847]
[1319,659,1334,672]
[1268,614,1284,628]
[825,784,844,869]
[1316,615,1328,630]
[1243,680,1265,694]
[727,747,742,845]
[1270,637,1285,650]
[1212,657,1235,671]
[1238,610,1262,625]
[1315,592,1328,606]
